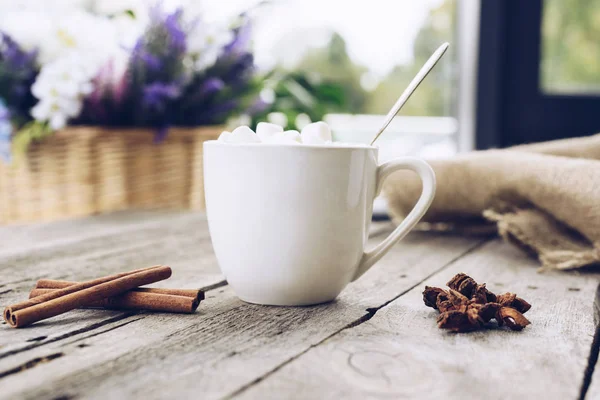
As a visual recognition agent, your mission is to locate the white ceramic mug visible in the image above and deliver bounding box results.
[203,141,436,306]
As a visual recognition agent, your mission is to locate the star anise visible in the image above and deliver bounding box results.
[423,273,531,332]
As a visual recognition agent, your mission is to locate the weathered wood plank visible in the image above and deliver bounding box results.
[236,239,600,400]
[0,215,387,358]
[0,210,190,256]
[579,286,600,400]
[0,212,223,358]
[0,232,486,399]
[0,212,215,285]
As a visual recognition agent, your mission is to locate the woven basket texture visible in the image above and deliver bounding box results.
[0,126,221,224]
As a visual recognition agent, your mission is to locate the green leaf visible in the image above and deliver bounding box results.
[281,79,316,109]
[11,121,54,161]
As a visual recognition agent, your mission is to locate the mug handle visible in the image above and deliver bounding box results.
[352,157,436,281]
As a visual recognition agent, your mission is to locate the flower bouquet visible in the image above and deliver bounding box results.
[0,5,261,224]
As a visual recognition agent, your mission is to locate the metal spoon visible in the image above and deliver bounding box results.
[370,42,450,145]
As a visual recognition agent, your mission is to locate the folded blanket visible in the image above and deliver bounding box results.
[383,134,600,270]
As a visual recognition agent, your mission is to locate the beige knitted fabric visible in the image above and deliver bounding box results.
[383,134,600,270]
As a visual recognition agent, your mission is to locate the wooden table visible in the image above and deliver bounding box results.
[1,211,599,400]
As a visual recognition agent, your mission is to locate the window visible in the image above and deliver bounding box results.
[221,0,468,216]
[477,0,600,148]
[244,0,461,160]
[540,0,600,94]
[2,0,467,159]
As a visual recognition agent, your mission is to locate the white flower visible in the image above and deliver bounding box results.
[30,53,99,130]
[186,20,234,72]
[92,0,146,17]
[0,11,53,53]
[0,10,126,68]
[110,14,147,50]
[45,11,123,66]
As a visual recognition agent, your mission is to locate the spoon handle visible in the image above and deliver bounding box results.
[370,42,450,146]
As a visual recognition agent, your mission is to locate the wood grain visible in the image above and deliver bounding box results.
[579,284,600,400]
[0,210,198,257]
[4,211,597,400]
[0,212,222,358]
[236,239,600,400]
[0,126,221,225]
[0,219,484,399]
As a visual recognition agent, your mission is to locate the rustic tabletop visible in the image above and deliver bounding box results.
[0,211,599,400]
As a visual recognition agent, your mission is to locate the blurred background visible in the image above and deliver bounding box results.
[0,0,460,160]
[0,0,599,223]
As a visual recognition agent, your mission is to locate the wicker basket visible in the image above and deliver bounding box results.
[0,126,221,225]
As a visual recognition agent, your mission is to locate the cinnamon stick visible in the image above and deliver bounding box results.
[4,266,172,328]
[29,287,204,314]
[35,279,200,298]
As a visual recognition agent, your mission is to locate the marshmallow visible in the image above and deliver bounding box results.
[256,122,283,142]
[218,131,232,142]
[301,121,332,144]
[224,126,260,143]
[269,130,301,145]
[282,130,301,142]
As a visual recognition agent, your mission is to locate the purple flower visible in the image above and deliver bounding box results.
[218,20,255,87]
[0,32,39,122]
[225,53,255,86]
[209,99,237,116]
[246,98,269,116]
[0,99,8,121]
[0,33,37,70]
[89,62,113,101]
[147,5,186,54]
[199,78,224,97]
[0,98,12,162]
[75,5,260,130]
[143,82,181,111]
[128,6,187,76]
[77,60,125,124]
[141,52,162,71]
[164,9,186,53]
[130,39,162,71]
[224,21,252,56]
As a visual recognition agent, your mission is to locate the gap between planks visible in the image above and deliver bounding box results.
[0,220,389,359]
[226,238,490,399]
[0,212,222,358]
[579,284,600,400]
[4,211,599,400]
[0,230,486,399]
[234,239,600,400]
